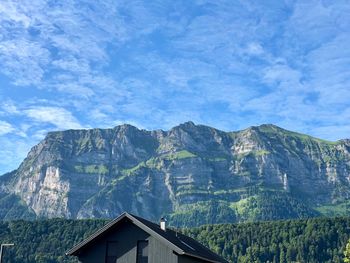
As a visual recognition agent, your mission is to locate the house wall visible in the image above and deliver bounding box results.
[76,220,178,263]
[148,235,177,263]
[178,255,211,263]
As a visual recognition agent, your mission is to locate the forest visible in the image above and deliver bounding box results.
[184,217,350,263]
[0,217,350,262]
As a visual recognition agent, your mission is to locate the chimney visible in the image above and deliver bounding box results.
[160,217,166,231]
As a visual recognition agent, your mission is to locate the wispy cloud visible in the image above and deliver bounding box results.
[24,106,83,130]
[0,121,15,136]
[1,100,20,115]
[0,0,349,173]
[0,0,122,95]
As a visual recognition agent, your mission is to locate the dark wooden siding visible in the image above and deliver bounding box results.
[76,220,179,263]
[148,235,177,263]
[77,220,150,263]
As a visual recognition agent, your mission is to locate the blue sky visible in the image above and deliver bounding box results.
[0,0,350,174]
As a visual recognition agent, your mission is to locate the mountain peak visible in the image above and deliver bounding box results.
[176,121,197,128]
[1,122,349,225]
[113,123,139,131]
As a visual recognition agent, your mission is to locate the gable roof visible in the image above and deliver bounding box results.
[66,212,228,263]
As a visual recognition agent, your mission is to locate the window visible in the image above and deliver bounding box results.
[106,241,118,263]
[136,240,149,263]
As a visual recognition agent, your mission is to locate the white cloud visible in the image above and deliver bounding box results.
[0,0,349,174]
[0,1,31,27]
[245,42,264,56]
[0,0,125,96]
[24,106,83,130]
[1,100,20,114]
[32,129,51,140]
[263,64,303,90]
[0,121,15,136]
[0,39,50,86]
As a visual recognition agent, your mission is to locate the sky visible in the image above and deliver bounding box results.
[0,0,350,174]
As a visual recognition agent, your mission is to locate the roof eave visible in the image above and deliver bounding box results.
[184,252,229,263]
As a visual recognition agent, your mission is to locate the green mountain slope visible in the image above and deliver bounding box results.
[0,122,350,226]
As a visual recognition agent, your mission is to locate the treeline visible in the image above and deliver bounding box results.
[0,217,350,262]
[0,219,107,263]
[183,217,350,263]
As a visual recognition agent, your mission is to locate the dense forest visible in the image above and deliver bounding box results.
[0,217,350,262]
[184,217,350,263]
[0,219,107,263]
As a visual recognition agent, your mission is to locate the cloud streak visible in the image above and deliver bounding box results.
[24,106,83,130]
[0,0,349,174]
[0,121,15,136]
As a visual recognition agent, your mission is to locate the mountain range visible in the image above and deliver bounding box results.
[1,122,350,227]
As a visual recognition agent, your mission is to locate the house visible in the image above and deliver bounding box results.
[66,212,229,263]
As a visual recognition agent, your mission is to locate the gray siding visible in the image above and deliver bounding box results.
[148,236,177,263]
[76,220,179,263]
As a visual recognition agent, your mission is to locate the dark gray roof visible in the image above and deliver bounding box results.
[66,212,229,263]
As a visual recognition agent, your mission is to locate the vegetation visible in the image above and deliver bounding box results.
[170,200,237,227]
[168,190,319,227]
[119,150,197,176]
[162,150,197,160]
[344,240,350,263]
[183,217,350,263]
[1,217,349,262]
[316,201,350,217]
[0,194,36,220]
[257,124,339,146]
[0,219,107,263]
[121,162,147,176]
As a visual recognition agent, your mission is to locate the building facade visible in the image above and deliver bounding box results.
[66,212,228,263]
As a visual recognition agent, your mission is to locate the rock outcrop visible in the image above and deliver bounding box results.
[1,122,350,226]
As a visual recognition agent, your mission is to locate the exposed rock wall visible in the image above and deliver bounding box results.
[1,122,350,226]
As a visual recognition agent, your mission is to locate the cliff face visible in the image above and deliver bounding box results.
[1,122,350,226]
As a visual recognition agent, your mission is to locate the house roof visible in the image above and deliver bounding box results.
[66,212,229,263]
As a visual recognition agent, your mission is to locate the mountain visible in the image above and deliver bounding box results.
[1,122,350,226]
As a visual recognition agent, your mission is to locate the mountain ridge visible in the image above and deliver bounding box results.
[0,122,349,226]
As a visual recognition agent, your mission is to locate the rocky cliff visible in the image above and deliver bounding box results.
[1,122,350,226]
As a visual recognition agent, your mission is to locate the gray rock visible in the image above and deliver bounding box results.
[1,123,349,226]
